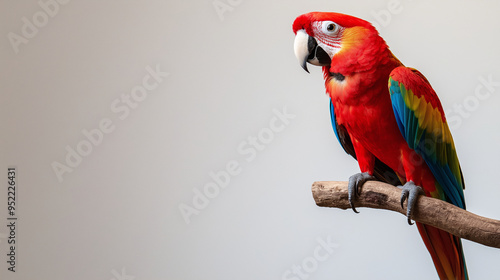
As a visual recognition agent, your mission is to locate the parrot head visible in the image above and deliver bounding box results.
[293,12,387,74]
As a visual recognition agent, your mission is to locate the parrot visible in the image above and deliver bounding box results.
[293,12,467,280]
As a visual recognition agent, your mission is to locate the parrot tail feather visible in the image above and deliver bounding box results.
[416,222,468,280]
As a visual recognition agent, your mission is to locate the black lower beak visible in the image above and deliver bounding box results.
[303,37,331,72]
[300,36,318,73]
[294,29,332,73]
[308,37,331,67]
[307,36,318,61]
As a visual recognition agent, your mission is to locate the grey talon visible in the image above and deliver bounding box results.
[398,181,425,225]
[347,172,375,213]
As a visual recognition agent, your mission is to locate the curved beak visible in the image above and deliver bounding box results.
[294,29,312,73]
[294,29,332,73]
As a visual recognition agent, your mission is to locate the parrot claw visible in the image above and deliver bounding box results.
[398,181,424,225]
[348,172,375,213]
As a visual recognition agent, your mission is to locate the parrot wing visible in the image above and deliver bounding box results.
[330,99,401,185]
[388,66,465,209]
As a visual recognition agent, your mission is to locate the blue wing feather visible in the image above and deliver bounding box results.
[329,98,341,144]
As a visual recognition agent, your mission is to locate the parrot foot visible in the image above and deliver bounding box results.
[398,181,424,225]
[348,172,375,213]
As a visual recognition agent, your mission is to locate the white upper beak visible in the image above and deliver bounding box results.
[294,29,311,73]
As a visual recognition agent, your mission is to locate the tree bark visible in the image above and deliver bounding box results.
[312,180,500,248]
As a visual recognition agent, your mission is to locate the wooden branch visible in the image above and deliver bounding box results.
[312,181,500,249]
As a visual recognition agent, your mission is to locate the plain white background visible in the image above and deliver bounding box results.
[1,0,500,279]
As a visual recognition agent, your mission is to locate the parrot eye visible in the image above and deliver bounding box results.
[321,21,338,35]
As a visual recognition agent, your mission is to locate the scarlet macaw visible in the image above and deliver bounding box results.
[293,12,467,279]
